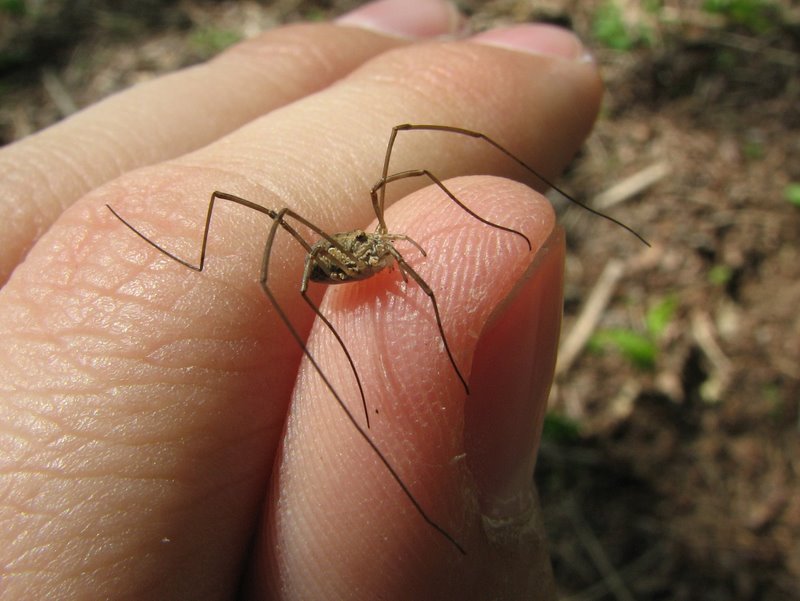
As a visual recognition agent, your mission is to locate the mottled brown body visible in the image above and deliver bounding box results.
[309,230,395,284]
[308,229,426,284]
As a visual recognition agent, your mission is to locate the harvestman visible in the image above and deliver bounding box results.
[107,124,648,555]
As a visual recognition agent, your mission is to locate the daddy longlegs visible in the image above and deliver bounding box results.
[108,123,648,556]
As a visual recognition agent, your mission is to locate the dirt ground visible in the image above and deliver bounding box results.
[1,1,798,599]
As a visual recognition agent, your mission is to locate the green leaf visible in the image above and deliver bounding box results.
[542,412,581,443]
[591,329,658,370]
[742,139,764,160]
[593,2,635,51]
[708,264,733,286]
[702,0,775,34]
[190,27,242,58]
[646,296,678,338]
[784,183,800,207]
[0,0,25,16]
[304,8,326,21]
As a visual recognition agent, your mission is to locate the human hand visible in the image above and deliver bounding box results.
[0,0,602,598]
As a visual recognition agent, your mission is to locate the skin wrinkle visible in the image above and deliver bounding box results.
[0,403,65,445]
[357,41,472,88]
[318,117,388,211]
[34,134,106,214]
[280,408,396,601]
[78,117,147,175]
[350,44,527,146]
[166,157,328,238]
[375,286,417,399]
[14,522,144,595]
[221,24,381,87]
[3,246,268,410]
[310,51,506,188]
[35,137,97,204]
[6,296,151,369]
[306,115,380,215]
[4,481,157,560]
[2,464,180,487]
[275,119,379,212]
[4,427,266,554]
[246,32,340,90]
[220,123,409,225]
[0,143,84,239]
[143,338,258,373]
[372,310,410,407]
[0,147,58,231]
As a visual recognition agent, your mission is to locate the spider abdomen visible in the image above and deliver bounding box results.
[309,229,395,284]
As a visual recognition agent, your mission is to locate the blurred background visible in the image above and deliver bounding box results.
[1,1,798,598]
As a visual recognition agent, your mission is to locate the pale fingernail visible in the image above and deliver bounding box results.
[336,0,463,39]
[472,23,592,62]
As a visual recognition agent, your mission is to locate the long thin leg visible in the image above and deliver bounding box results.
[367,171,530,395]
[300,243,371,428]
[378,123,649,246]
[108,194,370,426]
[371,169,532,250]
[385,245,469,396]
[108,191,282,272]
[259,208,467,555]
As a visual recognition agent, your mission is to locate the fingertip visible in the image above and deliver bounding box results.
[260,176,559,598]
[471,23,590,62]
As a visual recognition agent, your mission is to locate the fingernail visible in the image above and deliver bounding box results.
[465,228,565,523]
[471,23,591,61]
[337,0,463,39]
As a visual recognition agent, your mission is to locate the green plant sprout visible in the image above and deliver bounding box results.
[708,264,734,286]
[542,412,582,444]
[190,27,242,59]
[592,1,653,51]
[702,0,776,34]
[0,0,24,16]
[784,183,800,207]
[742,139,765,160]
[589,295,677,370]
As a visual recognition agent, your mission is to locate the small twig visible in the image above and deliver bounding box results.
[691,310,733,403]
[660,8,800,67]
[714,31,800,69]
[594,161,672,211]
[41,68,78,117]
[557,259,625,378]
[566,501,637,601]
[563,543,665,601]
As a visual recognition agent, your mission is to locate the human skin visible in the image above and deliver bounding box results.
[0,0,603,599]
